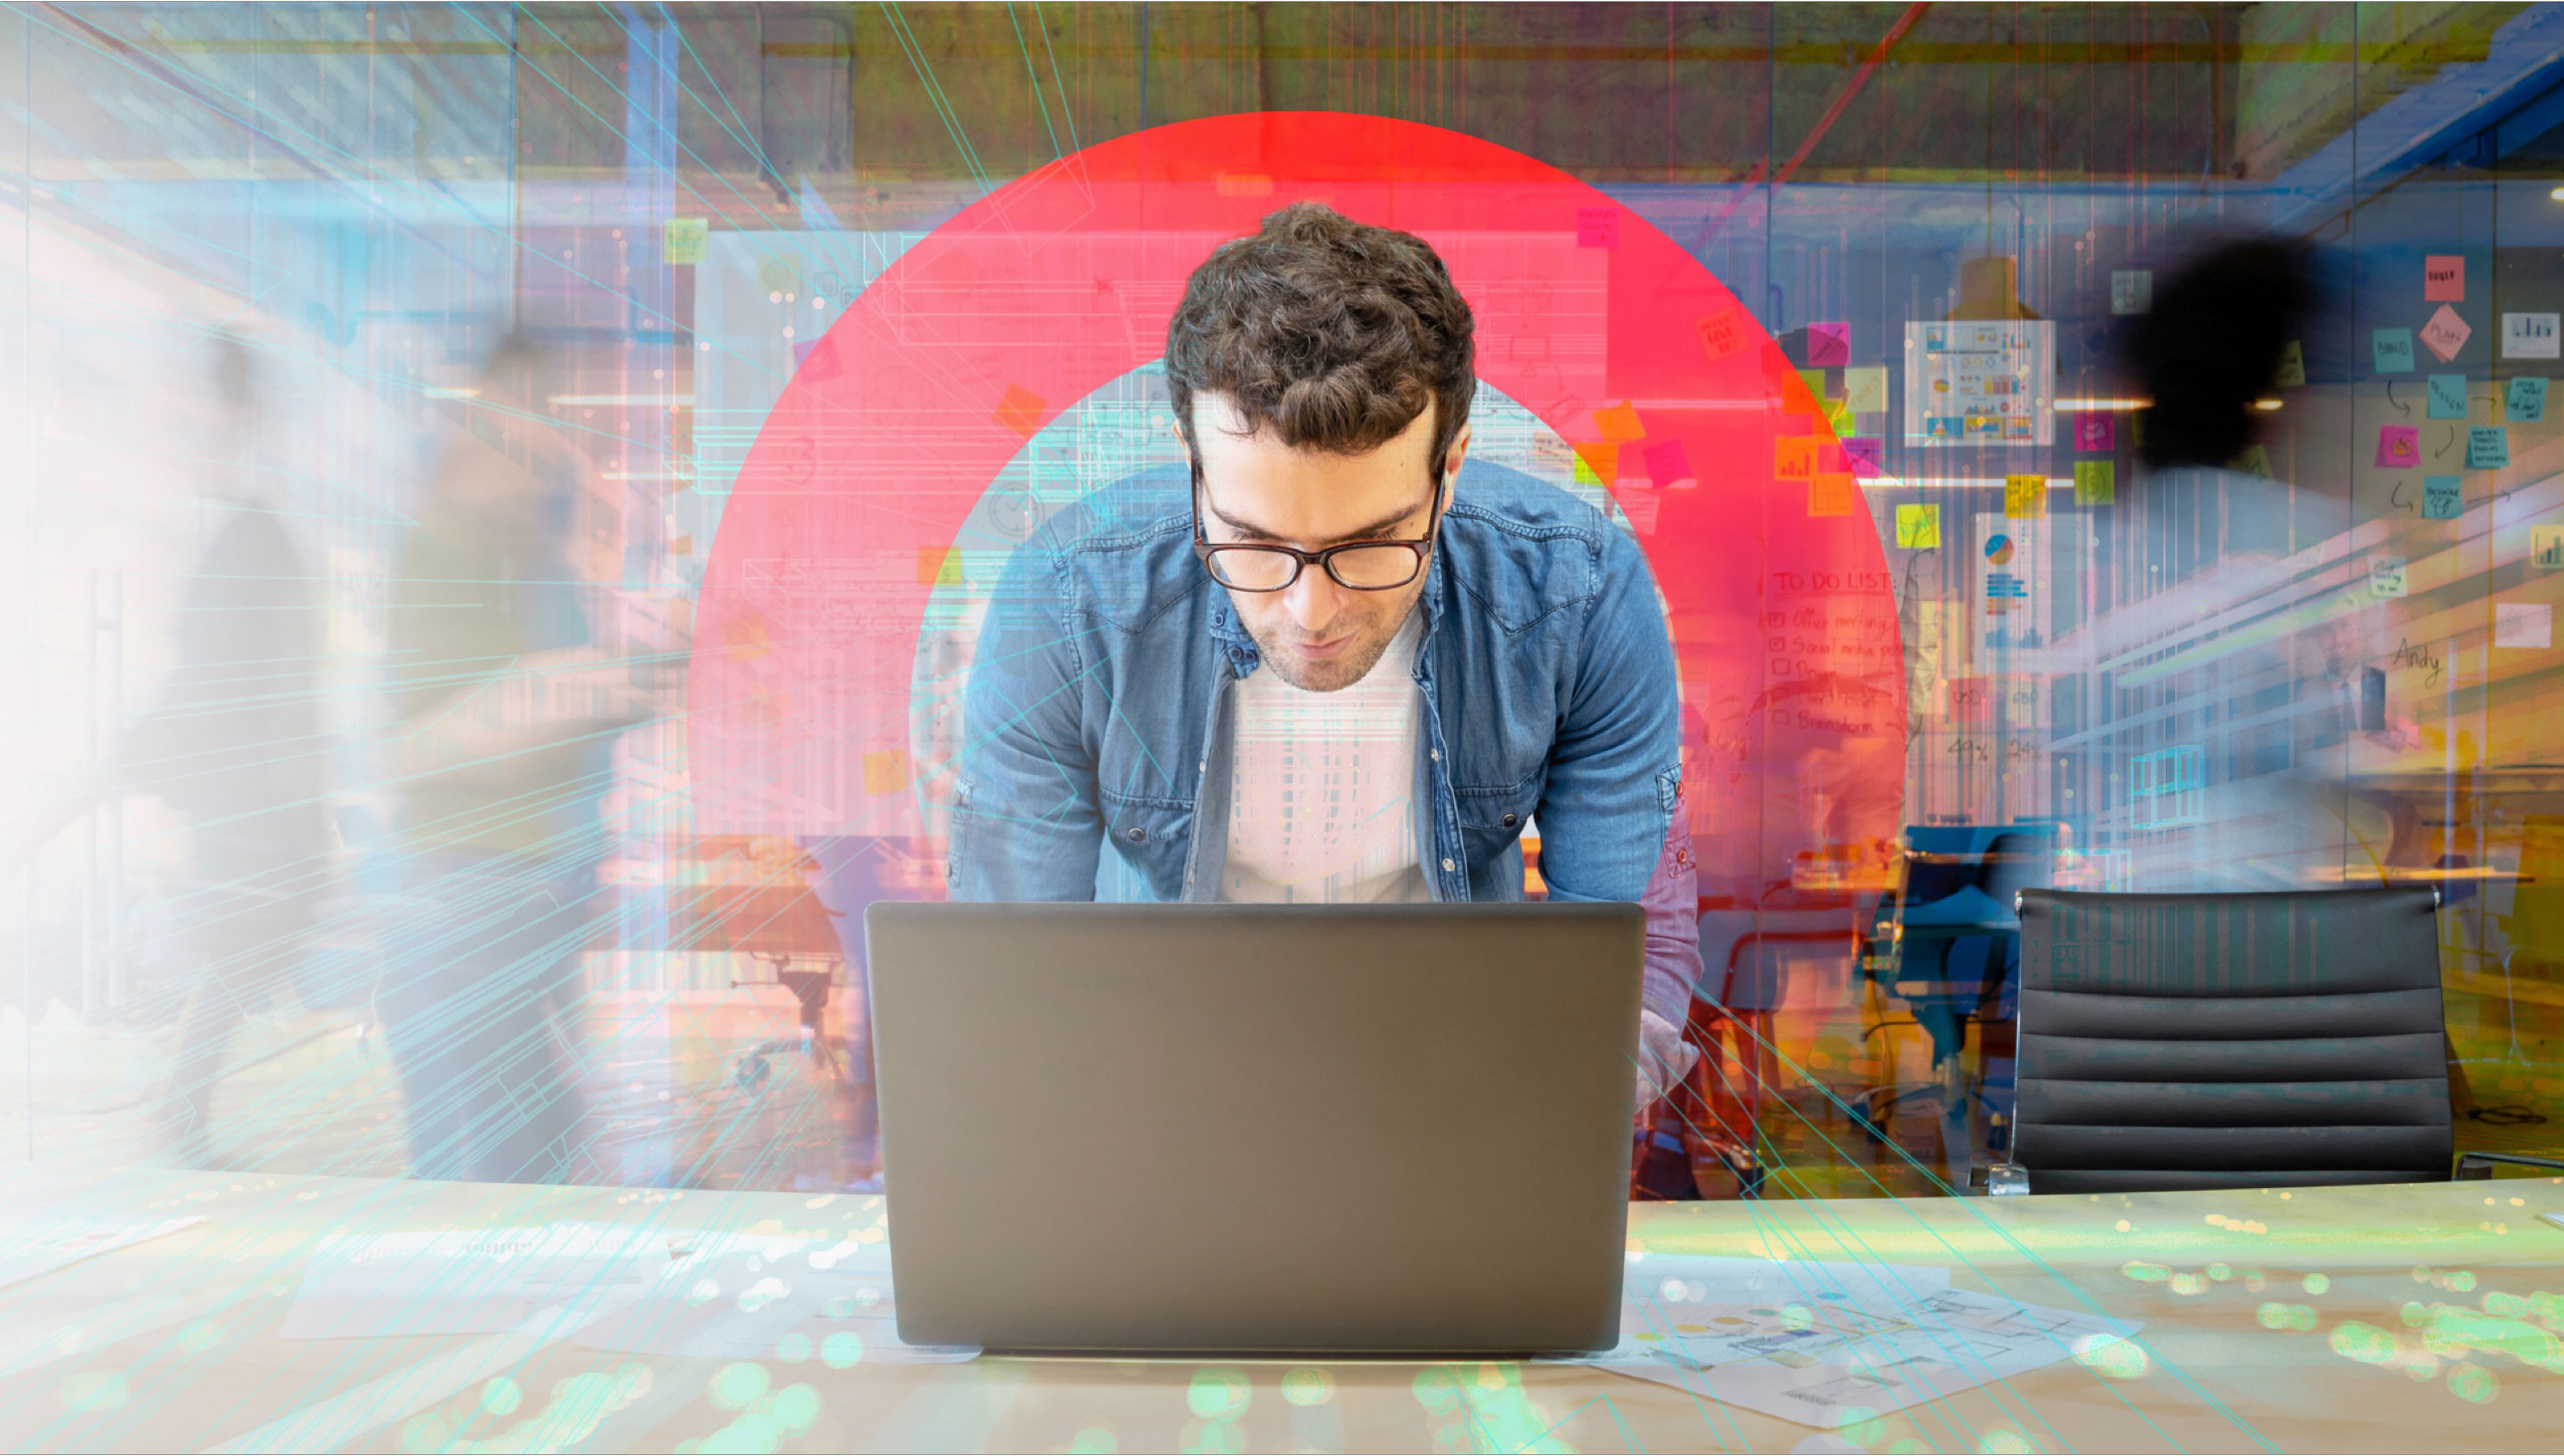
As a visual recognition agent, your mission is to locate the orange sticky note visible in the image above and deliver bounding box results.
[918,546,963,585]
[994,384,1047,438]
[1696,309,1749,361]
[863,749,910,795]
[1808,472,1854,517]
[1592,401,1645,443]
[1572,441,1618,484]
[721,612,770,662]
[1773,436,1818,481]
[2004,473,2049,519]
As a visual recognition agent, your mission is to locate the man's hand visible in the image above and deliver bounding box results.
[1635,1008,1701,1114]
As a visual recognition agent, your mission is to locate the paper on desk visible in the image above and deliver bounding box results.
[0,1216,204,1296]
[2542,1211,2564,1233]
[575,1231,977,1363]
[280,1221,669,1339]
[1571,1275,2140,1430]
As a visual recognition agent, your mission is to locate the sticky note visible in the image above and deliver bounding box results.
[1842,437,1884,478]
[1696,310,1749,361]
[994,383,1048,438]
[1894,503,1940,549]
[1807,473,1854,517]
[2004,473,2048,519]
[1806,321,1850,367]
[1844,367,1887,414]
[2376,425,2421,468]
[2234,444,2273,478]
[1575,207,1620,249]
[2369,555,2408,598]
[1641,440,1692,488]
[863,750,910,795]
[2427,374,2469,419]
[1794,368,1828,408]
[1572,442,1618,485]
[1825,400,1856,439]
[2497,601,2553,649]
[2074,460,2114,506]
[2421,305,2472,364]
[918,547,963,586]
[662,217,709,265]
[2503,312,2560,360]
[2425,255,2465,302]
[2424,476,2463,519]
[2274,340,2306,388]
[1592,400,1645,442]
[2375,329,2416,374]
[2508,376,2547,423]
[2536,527,2564,571]
[2111,270,2152,315]
[2468,425,2511,469]
[2073,413,2115,452]
[1616,490,1659,535]
[1774,436,1818,480]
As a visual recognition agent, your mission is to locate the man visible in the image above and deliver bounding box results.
[951,202,1700,1109]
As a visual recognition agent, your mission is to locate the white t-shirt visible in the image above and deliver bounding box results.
[1221,610,1431,903]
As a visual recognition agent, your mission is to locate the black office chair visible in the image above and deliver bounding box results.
[1978,887,2564,1195]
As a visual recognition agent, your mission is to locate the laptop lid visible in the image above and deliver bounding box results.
[865,901,1643,1356]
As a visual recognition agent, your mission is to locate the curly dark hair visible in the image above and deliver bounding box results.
[2122,235,2314,471]
[1164,201,1476,472]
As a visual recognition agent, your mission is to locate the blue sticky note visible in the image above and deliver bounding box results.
[2468,425,2511,469]
[2375,328,2416,373]
[2509,376,2548,424]
[2427,374,2469,419]
[2424,475,2463,520]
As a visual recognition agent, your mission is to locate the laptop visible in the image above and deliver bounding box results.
[864,901,1643,1356]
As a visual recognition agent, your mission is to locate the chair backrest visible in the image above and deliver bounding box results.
[2013,887,2451,1193]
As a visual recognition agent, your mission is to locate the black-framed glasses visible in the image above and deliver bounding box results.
[1189,457,1445,593]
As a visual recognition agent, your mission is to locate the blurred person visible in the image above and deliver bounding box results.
[949,203,1702,1113]
[377,335,670,1184]
[2073,235,2387,891]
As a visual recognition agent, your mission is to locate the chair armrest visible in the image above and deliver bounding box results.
[1970,1161,2030,1196]
[2455,1152,2564,1179]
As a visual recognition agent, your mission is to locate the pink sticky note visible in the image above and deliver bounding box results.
[1842,437,1884,478]
[1806,322,1850,367]
[1575,207,1619,249]
[2074,413,2115,452]
[1641,439,1693,488]
[2376,424,2421,468]
[2420,304,2472,363]
[2425,255,2464,303]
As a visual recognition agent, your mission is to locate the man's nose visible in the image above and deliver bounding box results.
[1282,565,1349,633]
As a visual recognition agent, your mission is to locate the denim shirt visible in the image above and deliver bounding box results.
[947,458,1700,1024]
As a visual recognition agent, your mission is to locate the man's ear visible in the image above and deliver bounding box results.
[1440,423,1473,494]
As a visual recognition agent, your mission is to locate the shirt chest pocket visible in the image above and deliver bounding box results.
[1454,775,1541,845]
[1099,792,1195,899]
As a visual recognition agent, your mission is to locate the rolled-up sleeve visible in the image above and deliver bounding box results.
[947,540,1105,902]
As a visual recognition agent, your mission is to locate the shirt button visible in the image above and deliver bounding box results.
[1441,858,1456,872]
[1126,827,1145,842]
[1501,813,1518,829]
[1430,748,1440,761]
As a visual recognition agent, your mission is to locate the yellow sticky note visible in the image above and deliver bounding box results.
[2233,443,2273,478]
[1592,401,1644,443]
[1797,368,1828,402]
[918,546,963,586]
[862,750,910,795]
[994,384,1048,438]
[1894,503,1940,549]
[1572,441,1618,484]
[662,218,709,265]
[2004,473,2049,519]
[2274,340,2306,389]
[2073,460,2114,506]
[1844,366,1888,414]
[1773,437,1818,481]
[1825,400,1856,439]
[1808,472,1854,517]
